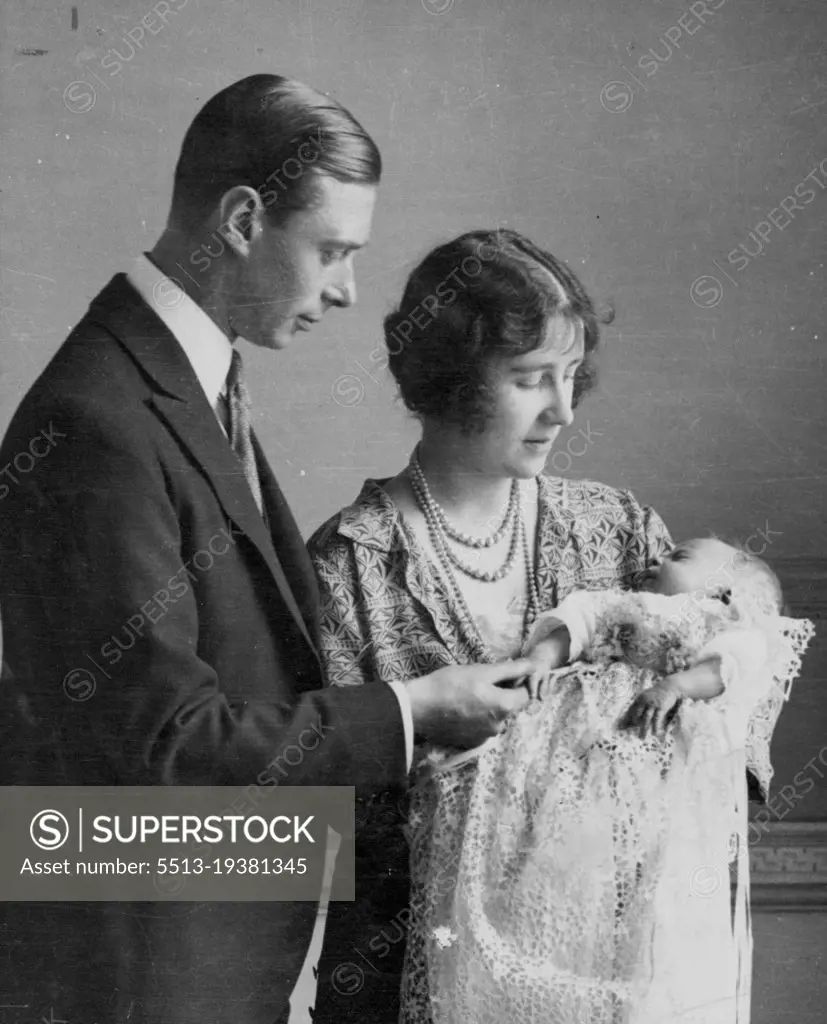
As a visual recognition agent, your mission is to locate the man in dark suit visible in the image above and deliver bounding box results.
[0,74,530,1023]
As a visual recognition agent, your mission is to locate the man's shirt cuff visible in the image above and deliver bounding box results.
[387,681,414,772]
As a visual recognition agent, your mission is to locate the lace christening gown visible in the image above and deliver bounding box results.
[400,590,814,1024]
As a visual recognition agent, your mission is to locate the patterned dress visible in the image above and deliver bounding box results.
[308,474,672,1024]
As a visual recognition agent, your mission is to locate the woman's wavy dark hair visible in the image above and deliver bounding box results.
[384,229,612,432]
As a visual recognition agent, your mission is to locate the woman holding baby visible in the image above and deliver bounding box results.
[310,229,813,1024]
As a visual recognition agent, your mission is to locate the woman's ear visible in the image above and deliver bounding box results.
[718,588,733,605]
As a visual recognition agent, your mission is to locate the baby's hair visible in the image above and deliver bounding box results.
[713,535,784,615]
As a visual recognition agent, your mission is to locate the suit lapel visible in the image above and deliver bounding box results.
[151,395,317,655]
[89,275,318,657]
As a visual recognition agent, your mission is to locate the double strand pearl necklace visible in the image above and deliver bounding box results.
[408,448,541,644]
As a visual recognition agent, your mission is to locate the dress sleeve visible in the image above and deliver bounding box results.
[613,487,672,587]
[641,502,673,565]
[309,525,374,688]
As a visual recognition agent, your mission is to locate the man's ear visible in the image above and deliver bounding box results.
[718,587,733,605]
[234,204,255,241]
[217,186,264,256]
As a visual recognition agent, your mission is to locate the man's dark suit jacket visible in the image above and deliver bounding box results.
[0,275,407,1024]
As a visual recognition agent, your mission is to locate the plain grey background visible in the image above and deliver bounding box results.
[3,0,825,816]
[2,2,826,1020]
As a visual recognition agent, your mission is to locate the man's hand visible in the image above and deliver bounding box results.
[621,677,683,740]
[406,659,533,749]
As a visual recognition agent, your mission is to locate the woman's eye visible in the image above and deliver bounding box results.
[516,366,579,389]
[669,551,686,561]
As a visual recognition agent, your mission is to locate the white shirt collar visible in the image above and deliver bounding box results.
[126,254,233,406]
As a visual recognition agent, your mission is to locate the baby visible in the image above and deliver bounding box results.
[523,537,789,758]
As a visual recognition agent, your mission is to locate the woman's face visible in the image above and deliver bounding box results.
[471,315,584,479]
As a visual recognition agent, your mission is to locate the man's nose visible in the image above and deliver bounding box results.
[324,267,356,309]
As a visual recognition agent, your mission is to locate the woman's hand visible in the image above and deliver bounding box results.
[522,634,570,700]
[621,677,683,739]
[523,651,559,701]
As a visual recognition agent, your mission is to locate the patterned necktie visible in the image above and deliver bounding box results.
[225,348,264,515]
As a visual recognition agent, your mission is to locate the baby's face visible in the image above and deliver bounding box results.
[639,538,736,597]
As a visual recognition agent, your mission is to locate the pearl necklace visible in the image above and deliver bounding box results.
[409,451,520,583]
[408,451,541,647]
[410,448,520,549]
